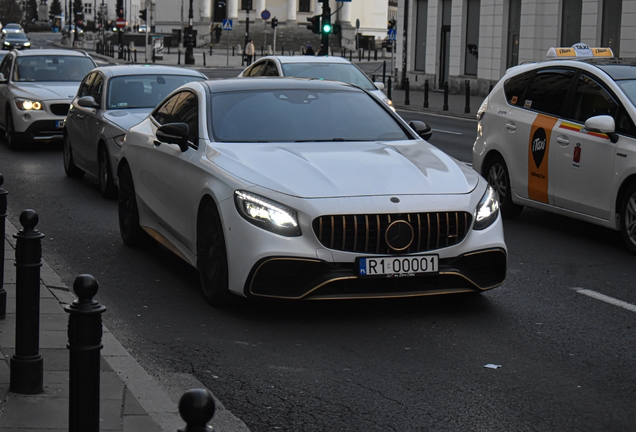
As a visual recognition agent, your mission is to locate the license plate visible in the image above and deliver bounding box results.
[55,120,64,129]
[358,255,439,278]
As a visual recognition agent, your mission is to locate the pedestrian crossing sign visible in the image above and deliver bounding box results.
[222,19,232,30]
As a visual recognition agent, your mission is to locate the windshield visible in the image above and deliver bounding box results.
[281,63,376,91]
[4,24,20,30]
[107,74,204,109]
[210,89,408,142]
[14,56,95,82]
[6,33,27,40]
[618,80,636,107]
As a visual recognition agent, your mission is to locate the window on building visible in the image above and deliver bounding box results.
[241,0,252,11]
[464,0,480,76]
[506,0,521,69]
[83,3,92,14]
[299,0,311,13]
[561,0,582,46]
[602,0,622,56]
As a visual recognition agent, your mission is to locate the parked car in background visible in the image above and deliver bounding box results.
[0,49,96,149]
[473,44,636,253]
[2,23,24,35]
[238,56,394,110]
[118,77,506,306]
[2,32,30,50]
[64,65,207,198]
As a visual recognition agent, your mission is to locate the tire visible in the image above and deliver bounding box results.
[484,155,523,219]
[98,145,117,199]
[63,134,85,178]
[5,110,18,150]
[197,202,233,306]
[619,182,636,255]
[118,164,146,246]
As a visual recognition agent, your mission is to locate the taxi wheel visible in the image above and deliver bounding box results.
[118,164,146,246]
[619,183,636,254]
[98,145,117,199]
[484,155,523,218]
[5,111,17,150]
[63,134,85,178]
[197,202,233,306]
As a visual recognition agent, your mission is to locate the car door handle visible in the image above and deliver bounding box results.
[556,136,569,145]
[76,113,84,119]
[505,122,516,132]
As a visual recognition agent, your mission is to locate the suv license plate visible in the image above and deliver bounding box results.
[56,120,64,129]
[358,255,439,278]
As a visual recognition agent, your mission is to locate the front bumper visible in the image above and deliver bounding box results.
[11,100,69,139]
[12,119,65,141]
[244,248,507,300]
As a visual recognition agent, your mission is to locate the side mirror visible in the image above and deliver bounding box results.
[409,120,433,141]
[585,115,618,143]
[0,72,6,83]
[77,95,99,109]
[156,122,190,152]
[374,82,385,91]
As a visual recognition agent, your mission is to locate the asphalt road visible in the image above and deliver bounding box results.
[2,35,636,431]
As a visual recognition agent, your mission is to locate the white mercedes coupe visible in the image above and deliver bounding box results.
[118,78,507,306]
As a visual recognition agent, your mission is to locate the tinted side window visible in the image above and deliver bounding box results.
[171,92,198,146]
[89,74,104,105]
[263,61,279,77]
[77,72,95,98]
[152,92,185,125]
[522,69,576,116]
[0,55,12,80]
[503,70,534,106]
[571,74,618,123]
[246,62,265,77]
[616,108,636,138]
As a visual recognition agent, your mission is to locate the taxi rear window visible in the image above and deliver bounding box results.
[503,70,534,106]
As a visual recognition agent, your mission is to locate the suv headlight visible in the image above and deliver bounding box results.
[15,99,43,110]
[234,190,301,237]
[474,185,499,230]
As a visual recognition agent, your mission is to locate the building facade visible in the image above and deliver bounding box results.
[396,0,636,95]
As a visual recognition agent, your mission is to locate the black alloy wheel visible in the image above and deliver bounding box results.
[63,134,85,178]
[620,182,636,254]
[98,145,117,199]
[118,164,146,246]
[484,155,523,218]
[197,202,233,306]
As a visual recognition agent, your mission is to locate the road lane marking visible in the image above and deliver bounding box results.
[573,288,636,313]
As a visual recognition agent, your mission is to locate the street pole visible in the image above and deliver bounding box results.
[144,0,149,62]
[101,0,105,51]
[184,0,194,64]
[320,0,330,56]
[400,0,409,89]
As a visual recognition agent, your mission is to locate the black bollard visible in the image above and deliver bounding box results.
[281,46,284,56]
[178,50,181,65]
[358,49,362,61]
[349,49,352,62]
[261,46,264,56]
[374,49,377,60]
[65,275,107,432]
[464,80,471,113]
[134,48,137,63]
[387,77,392,101]
[0,174,6,320]
[178,388,216,431]
[382,61,386,84]
[203,52,206,66]
[10,209,44,394]
[372,75,376,82]
[209,44,212,56]
[424,79,429,108]
[405,78,410,105]
[443,81,449,111]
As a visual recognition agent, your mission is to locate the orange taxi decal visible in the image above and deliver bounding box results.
[559,121,609,140]
[528,114,558,203]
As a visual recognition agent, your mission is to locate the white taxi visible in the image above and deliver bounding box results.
[473,44,636,253]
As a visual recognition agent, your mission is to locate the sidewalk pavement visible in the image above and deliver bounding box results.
[78,40,483,121]
[0,218,251,431]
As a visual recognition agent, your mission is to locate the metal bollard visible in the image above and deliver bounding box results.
[178,388,215,431]
[65,275,107,432]
[281,46,284,56]
[358,49,362,62]
[134,48,137,63]
[209,44,212,56]
[382,61,386,84]
[0,174,6,320]
[404,78,410,105]
[464,80,471,113]
[374,49,377,60]
[387,77,392,101]
[178,50,181,65]
[10,209,44,394]
[367,49,371,61]
[443,81,449,111]
[232,45,235,56]
[203,52,206,66]
[424,80,429,108]
[372,75,375,82]
[349,49,352,62]
[261,46,264,56]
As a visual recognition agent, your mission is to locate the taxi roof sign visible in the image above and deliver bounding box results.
[547,44,614,59]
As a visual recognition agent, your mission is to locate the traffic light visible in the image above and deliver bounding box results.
[306,15,320,34]
[321,14,331,34]
[139,8,147,22]
[271,17,278,29]
[332,23,341,35]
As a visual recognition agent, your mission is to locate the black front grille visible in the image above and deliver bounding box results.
[50,103,70,116]
[312,212,472,254]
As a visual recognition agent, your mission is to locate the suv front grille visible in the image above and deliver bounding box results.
[50,104,70,116]
[312,212,472,254]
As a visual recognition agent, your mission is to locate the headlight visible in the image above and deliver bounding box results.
[234,190,301,237]
[113,134,126,147]
[15,99,43,110]
[24,42,30,46]
[3,41,9,45]
[474,185,499,230]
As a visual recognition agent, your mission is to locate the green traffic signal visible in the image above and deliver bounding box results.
[322,22,331,33]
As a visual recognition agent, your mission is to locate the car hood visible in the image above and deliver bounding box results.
[12,82,80,101]
[209,140,479,198]
[104,110,151,131]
